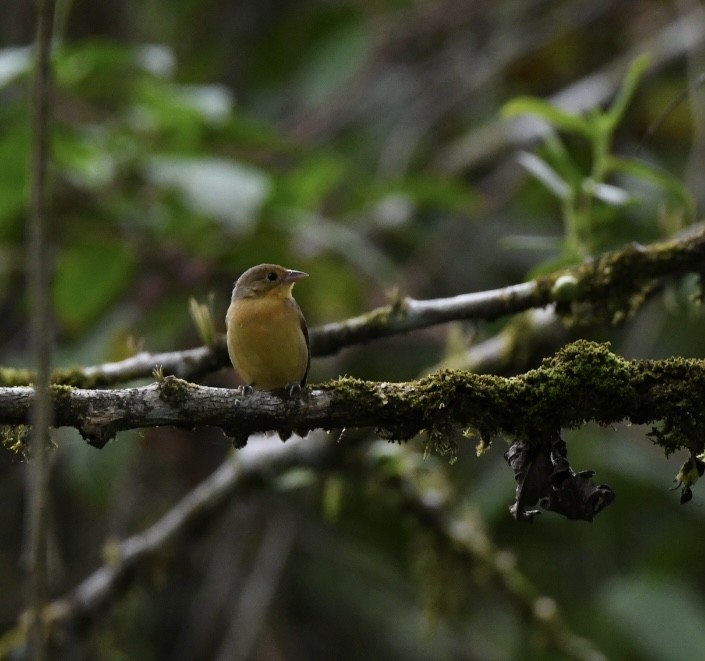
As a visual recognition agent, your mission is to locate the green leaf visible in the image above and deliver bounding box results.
[604,53,651,132]
[54,128,117,189]
[54,238,136,333]
[584,180,631,206]
[501,97,592,137]
[543,132,583,186]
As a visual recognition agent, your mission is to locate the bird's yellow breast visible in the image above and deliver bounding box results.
[226,295,308,389]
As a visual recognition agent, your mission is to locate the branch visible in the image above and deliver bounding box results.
[378,445,605,660]
[19,223,705,388]
[0,341,702,454]
[1,435,328,651]
[2,435,601,659]
[27,0,56,656]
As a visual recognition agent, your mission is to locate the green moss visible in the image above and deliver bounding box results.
[50,383,77,404]
[0,368,33,386]
[0,425,30,455]
[541,234,705,326]
[258,341,705,460]
[158,375,196,407]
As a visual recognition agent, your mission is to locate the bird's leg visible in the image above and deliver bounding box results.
[284,382,306,398]
[239,384,254,397]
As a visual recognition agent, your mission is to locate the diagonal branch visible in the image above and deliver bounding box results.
[0,435,329,653]
[1,434,600,660]
[18,223,705,388]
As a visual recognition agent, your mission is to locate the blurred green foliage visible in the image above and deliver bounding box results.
[504,54,693,266]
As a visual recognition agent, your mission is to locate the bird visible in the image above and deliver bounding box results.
[225,264,310,391]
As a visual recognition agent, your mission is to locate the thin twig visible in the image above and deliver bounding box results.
[26,0,56,658]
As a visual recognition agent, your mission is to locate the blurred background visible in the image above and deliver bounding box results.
[3,0,705,659]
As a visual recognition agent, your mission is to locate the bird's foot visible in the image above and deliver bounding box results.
[284,382,306,398]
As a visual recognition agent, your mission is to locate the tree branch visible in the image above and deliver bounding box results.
[1,435,602,660]
[0,341,701,455]
[11,223,705,388]
[26,0,56,657]
[0,435,328,654]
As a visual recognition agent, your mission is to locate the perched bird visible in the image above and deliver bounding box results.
[225,264,310,391]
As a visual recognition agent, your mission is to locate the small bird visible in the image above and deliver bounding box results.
[225,264,310,391]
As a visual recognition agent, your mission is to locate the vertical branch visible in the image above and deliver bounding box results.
[27,0,56,657]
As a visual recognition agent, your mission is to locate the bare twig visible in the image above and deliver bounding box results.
[77,344,226,385]
[310,280,542,357]
[26,0,56,658]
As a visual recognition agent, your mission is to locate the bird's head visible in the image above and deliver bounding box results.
[232,264,308,300]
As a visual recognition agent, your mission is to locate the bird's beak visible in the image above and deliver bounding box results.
[283,269,308,283]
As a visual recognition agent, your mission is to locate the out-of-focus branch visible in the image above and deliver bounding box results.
[375,443,606,660]
[440,307,568,374]
[0,435,329,656]
[216,512,298,661]
[26,0,56,658]
[1,434,603,659]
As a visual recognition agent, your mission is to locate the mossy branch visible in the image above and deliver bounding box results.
[0,341,702,455]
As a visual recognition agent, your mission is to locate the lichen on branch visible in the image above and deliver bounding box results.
[0,341,703,460]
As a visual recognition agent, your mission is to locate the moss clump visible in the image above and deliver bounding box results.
[0,425,30,455]
[158,375,195,407]
[49,383,76,407]
[406,341,705,458]
[0,368,33,387]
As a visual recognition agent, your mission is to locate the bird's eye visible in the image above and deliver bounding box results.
[267,272,278,281]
